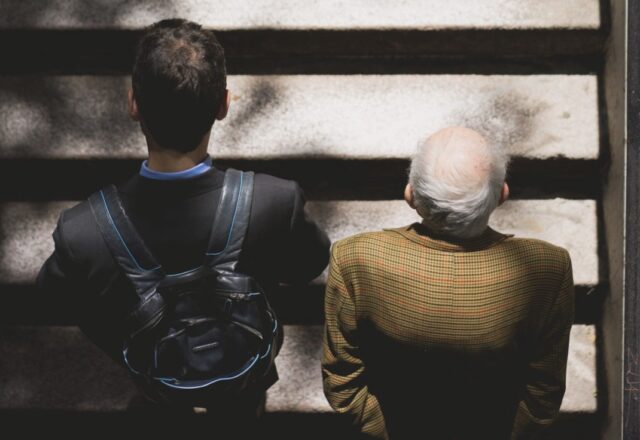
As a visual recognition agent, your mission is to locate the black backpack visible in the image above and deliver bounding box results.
[88,169,279,405]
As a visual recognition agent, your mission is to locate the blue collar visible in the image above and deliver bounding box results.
[140,156,213,181]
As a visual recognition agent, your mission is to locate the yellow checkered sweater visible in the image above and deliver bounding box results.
[322,223,574,440]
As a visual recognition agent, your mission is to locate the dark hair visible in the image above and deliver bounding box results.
[132,19,227,153]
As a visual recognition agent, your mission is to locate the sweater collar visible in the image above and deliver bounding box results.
[120,164,225,201]
[140,156,213,181]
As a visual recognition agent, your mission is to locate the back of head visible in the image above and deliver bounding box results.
[132,19,226,153]
[409,127,508,239]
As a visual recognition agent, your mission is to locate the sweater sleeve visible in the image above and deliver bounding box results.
[512,250,575,439]
[322,243,388,439]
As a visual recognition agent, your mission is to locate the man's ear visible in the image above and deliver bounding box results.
[499,182,510,206]
[216,89,231,121]
[128,89,140,122]
[404,183,417,210]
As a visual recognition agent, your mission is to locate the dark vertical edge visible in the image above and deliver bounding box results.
[601,0,626,436]
[624,0,640,437]
[594,66,609,425]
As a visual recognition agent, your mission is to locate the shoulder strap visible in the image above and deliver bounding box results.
[204,169,254,271]
[89,185,164,295]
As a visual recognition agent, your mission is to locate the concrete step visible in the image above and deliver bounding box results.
[0,199,598,286]
[0,75,598,160]
[0,324,596,413]
[0,1,600,30]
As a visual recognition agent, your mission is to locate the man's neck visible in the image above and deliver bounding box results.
[145,133,211,172]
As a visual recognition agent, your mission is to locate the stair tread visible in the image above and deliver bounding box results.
[0,1,600,30]
[0,75,598,160]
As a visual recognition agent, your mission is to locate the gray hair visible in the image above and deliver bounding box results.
[409,129,508,239]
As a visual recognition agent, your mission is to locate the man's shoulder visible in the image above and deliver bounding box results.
[331,230,572,271]
[250,172,302,220]
[500,235,572,269]
[253,172,299,194]
[332,230,400,259]
[54,197,107,260]
[252,172,301,205]
[502,236,570,256]
[57,199,93,231]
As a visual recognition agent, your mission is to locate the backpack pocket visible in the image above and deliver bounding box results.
[153,314,263,381]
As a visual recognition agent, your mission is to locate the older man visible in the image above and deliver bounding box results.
[322,127,574,439]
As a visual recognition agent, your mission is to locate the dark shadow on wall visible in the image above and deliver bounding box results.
[0,1,177,28]
[225,78,282,137]
[0,77,135,158]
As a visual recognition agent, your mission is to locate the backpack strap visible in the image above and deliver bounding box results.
[204,169,254,271]
[88,185,165,295]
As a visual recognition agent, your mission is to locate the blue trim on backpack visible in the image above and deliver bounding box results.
[100,190,161,272]
[164,267,201,278]
[159,351,263,390]
[122,317,279,388]
[259,344,272,360]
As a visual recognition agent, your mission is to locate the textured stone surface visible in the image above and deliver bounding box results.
[0,326,134,411]
[0,0,600,30]
[563,325,597,411]
[267,326,328,412]
[0,325,596,412]
[0,199,597,286]
[0,75,599,160]
[0,203,62,285]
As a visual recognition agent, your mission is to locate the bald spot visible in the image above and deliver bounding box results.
[423,127,491,190]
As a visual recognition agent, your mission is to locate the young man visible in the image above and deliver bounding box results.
[38,18,329,420]
[322,127,574,439]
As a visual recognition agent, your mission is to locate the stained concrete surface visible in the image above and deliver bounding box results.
[0,75,598,160]
[0,0,600,30]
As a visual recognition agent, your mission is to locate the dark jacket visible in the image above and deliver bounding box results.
[37,165,330,389]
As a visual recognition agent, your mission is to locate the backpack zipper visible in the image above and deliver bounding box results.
[231,320,264,341]
[216,291,260,300]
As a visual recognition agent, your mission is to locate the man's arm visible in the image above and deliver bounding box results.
[37,212,81,300]
[512,250,575,439]
[37,210,138,363]
[278,182,330,284]
[322,243,388,440]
